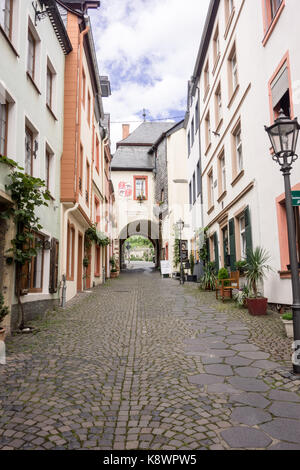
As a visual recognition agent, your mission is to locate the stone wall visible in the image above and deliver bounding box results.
[10,298,60,331]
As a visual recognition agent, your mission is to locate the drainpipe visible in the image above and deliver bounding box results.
[75,23,90,202]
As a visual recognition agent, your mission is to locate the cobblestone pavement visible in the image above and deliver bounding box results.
[1,267,300,450]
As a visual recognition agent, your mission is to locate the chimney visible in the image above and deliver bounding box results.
[122,124,130,140]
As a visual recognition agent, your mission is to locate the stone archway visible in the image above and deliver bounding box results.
[119,219,160,269]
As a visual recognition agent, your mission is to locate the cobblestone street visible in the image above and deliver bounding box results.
[1,266,300,450]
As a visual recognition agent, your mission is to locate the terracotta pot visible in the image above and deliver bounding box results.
[110,271,119,279]
[0,328,6,341]
[247,297,268,316]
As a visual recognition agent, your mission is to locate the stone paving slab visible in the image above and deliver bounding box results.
[0,269,300,450]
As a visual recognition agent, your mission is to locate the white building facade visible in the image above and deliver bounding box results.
[187,0,300,305]
[0,0,72,330]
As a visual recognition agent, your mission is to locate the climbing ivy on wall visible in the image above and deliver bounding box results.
[0,155,50,329]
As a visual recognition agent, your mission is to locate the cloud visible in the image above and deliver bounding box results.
[89,0,210,150]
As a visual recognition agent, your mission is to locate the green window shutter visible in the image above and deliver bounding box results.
[206,237,210,263]
[213,232,219,272]
[244,206,253,261]
[229,218,236,271]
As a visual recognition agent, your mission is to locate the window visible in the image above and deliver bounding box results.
[228,44,238,102]
[25,126,33,176]
[239,215,246,260]
[94,197,100,227]
[134,176,147,200]
[87,91,91,126]
[235,127,243,173]
[82,69,86,107]
[195,101,199,131]
[208,169,214,209]
[231,121,243,180]
[45,150,51,190]
[46,66,53,109]
[67,223,75,280]
[225,0,234,23]
[192,172,196,204]
[95,246,101,276]
[295,207,300,264]
[205,112,211,152]
[79,144,83,193]
[218,152,226,196]
[204,60,210,98]
[215,83,222,128]
[191,118,194,147]
[49,238,59,294]
[95,136,100,173]
[27,29,36,80]
[0,102,8,155]
[222,225,229,267]
[197,160,201,197]
[213,25,220,69]
[161,188,164,202]
[187,131,191,156]
[22,233,44,293]
[86,160,90,205]
[269,55,293,122]
[276,189,300,273]
[262,0,284,39]
[0,0,13,39]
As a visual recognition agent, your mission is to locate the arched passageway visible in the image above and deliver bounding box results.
[119,220,160,269]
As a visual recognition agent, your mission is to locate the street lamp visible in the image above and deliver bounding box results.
[176,218,185,285]
[265,110,300,374]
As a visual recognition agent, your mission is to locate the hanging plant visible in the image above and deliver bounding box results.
[85,224,110,248]
[0,155,51,330]
[173,238,180,269]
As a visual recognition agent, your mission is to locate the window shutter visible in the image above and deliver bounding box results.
[244,206,253,261]
[229,218,236,271]
[16,262,30,295]
[213,232,219,272]
[271,63,289,108]
[206,237,210,263]
[49,238,59,294]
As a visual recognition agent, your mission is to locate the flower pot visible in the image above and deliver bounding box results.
[282,320,293,338]
[0,327,6,341]
[110,271,119,278]
[247,297,268,316]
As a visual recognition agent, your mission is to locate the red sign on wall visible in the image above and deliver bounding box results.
[119,182,132,198]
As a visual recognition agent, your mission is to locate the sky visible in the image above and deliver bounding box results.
[89,0,210,152]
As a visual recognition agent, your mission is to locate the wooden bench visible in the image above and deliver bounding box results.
[215,271,240,302]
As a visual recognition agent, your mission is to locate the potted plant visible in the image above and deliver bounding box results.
[245,247,273,316]
[137,194,146,203]
[110,256,119,278]
[233,285,250,308]
[281,312,293,338]
[0,293,9,341]
[217,267,231,298]
[200,262,217,291]
[235,259,247,276]
[83,257,89,268]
